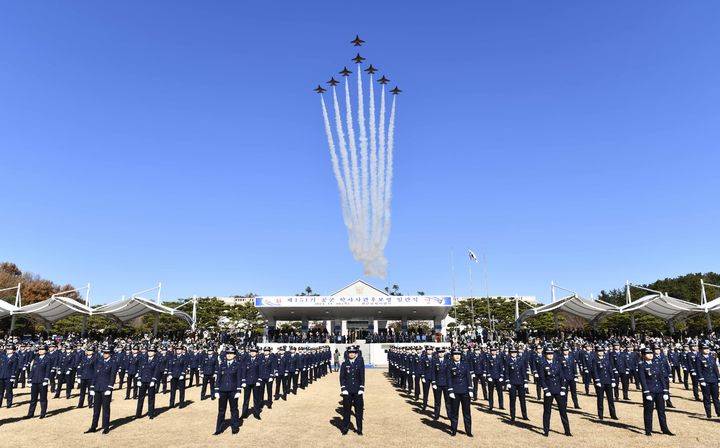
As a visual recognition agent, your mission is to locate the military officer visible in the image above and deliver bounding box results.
[0,343,19,408]
[638,347,673,436]
[505,346,529,422]
[686,341,701,400]
[538,346,572,437]
[419,345,434,410]
[213,345,241,435]
[240,346,261,419]
[259,346,277,409]
[26,344,52,419]
[447,347,472,437]
[168,346,188,408]
[124,345,140,400]
[592,345,618,420]
[77,346,97,408]
[696,342,720,418]
[135,346,162,419]
[485,345,505,410]
[339,346,365,435]
[85,346,117,434]
[429,347,452,421]
[559,345,581,409]
[200,346,219,400]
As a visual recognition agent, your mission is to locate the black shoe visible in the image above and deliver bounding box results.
[357,431,363,436]
[232,428,239,435]
[39,415,46,419]
[599,415,604,420]
[341,429,348,436]
[467,432,473,437]
[213,431,222,436]
[499,406,505,410]
[253,414,261,420]
[611,416,619,420]
[102,429,110,435]
[450,430,456,437]
[84,428,97,434]
[666,403,675,408]
[645,432,652,436]
[543,431,549,437]
[149,414,155,420]
[565,432,573,437]
[662,430,674,436]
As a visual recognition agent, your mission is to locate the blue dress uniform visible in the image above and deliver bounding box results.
[47,344,59,393]
[201,348,219,400]
[484,349,505,410]
[168,348,188,408]
[538,349,571,437]
[559,347,581,409]
[117,347,130,389]
[286,348,300,394]
[505,348,529,421]
[339,347,365,435]
[135,348,163,419]
[274,348,287,400]
[240,348,262,419]
[686,344,701,400]
[591,347,618,420]
[472,347,487,400]
[695,344,720,418]
[26,346,52,418]
[531,346,545,399]
[616,347,632,400]
[54,347,75,399]
[429,348,452,421]
[86,347,118,434]
[446,348,472,437]
[419,347,434,409]
[188,348,201,387]
[579,345,594,394]
[259,347,277,408]
[77,348,97,408]
[213,347,242,435]
[638,348,673,435]
[124,349,140,399]
[0,345,20,408]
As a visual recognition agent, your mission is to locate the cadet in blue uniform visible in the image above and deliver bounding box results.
[592,346,618,420]
[559,345,581,409]
[274,346,287,401]
[339,346,364,435]
[77,346,97,408]
[485,345,505,410]
[85,346,117,434]
[168,346,188,408]
[696,342,720,418]
[259,346,277,409]
[201,346,219,400]
[0,344,19,408]
[447,347,472,437]
[135,346,162,419]
[429,347,451,421]
[287,346,300,394]
[124,345,140,400]
[505,346,529,422]
[213,345,241,435]
[241,346,262,419]
[686,342,701,401]
[538,347,571,437]
[638,347,673,436]
[26,344,52,419]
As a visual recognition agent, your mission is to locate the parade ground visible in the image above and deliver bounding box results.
[0,369,717,448]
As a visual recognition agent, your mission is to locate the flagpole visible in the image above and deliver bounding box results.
[451,250,457,323]
[469,261,474,330]
[484,253,490,334]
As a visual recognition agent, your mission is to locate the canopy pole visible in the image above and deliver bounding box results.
[153,311,159,337]
[192,296,197,332]
[9,315,16,334]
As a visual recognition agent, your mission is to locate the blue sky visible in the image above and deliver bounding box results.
[1,2,718,304]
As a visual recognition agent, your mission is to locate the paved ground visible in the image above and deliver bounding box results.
[0,370,718,447]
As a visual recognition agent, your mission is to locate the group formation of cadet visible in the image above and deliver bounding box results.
[388,338,720,437]
[0,338,332,435]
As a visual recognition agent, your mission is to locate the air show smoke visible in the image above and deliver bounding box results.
[315,36,401,278]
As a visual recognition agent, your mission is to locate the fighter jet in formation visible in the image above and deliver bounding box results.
[352,53,366,64]
[351,35,365,46]
[339,67,352,77]
[327,77,339,86]
[377,75,390,85]
[314,85,327,94]
[364,65,378,75]
[390,86,402,95]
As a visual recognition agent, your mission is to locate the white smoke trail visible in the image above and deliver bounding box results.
[375,85,387,251]
[331,87,358,251]
[381,95,396,249]
[368,75,379,256]
[357,69,370,253]
[344,79,362,237]
[320,95,351,231]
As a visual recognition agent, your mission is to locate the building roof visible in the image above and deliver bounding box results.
[331,279,389,297]
[94,296,192,324]
[620,293,699,321]
[516,294,619,328]
[14,296,92,324]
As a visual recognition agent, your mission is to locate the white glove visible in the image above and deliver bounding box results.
[545,392,552,397]
[284,373,288,377]
[66,370,71,375]
[255,382,261,387]
[242,383,247,388]
[90,390,95,396]
[488,378,493,382]
[200,374,204,378]
[179,376,184,380]
[701,382,707,387]
[432,384,437,390]
[234,392,240,399]
[449,393,456,399]
[104,391,111,396]
[534,373,539,378]
[42,382,48,386]
[524,383,529,389]
[412,375,416,379]
[560,391,566,396]
[421,378,425,383]
[691,372,697,376]
[269,378,273,383]
[75,378,81,384]
[215,393,220,399]
[663,394,669,400]
[612,382,616,387]
[646,395,653,401]
[506,384,511,390]
[341,390,349,396]
[358,390,364,395]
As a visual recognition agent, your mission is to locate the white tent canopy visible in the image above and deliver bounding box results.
[14,296,92,324]
[516,294,620,329]
[0,300,20,319]
[619,293,698,321]
[94,296,192,325]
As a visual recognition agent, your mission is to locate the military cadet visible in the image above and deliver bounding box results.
[447,347,472,437]
[0,343,19,408]
[26,344,52,419]
[240,346,262,419]
[159,346,170,394]
[531,345,545,400]
[213,345,241,435]
[259,346,277,409]
[538,346,571,437]
[85,346,117,434]
[200,346,219,400]
[629,344,641,390]
[287,346,300,394]
[472,346,487,401]
[339,346,365,435]
[124,345,140,400]
[168,346,188,408]
[188,346,201,387]
[559,345,581,409]
[429,347,452,421]
[696,342,720,418]
[485,345,505,410]
[592,345,618,420]
[53,345,74,399]
[47,343,59,393]
[686,341,701,400]
[616,345,633,401]
[653,344,675,408]
[637,347,673,436]
[579,343,594,394]
[505,346,529,422]
[669,344,683,384]
[77,346,97,408]
[135,346,162,419]
[274,346,287,401]
[117,346,130,390]
[419,345,434,410]
[681,343,691,390]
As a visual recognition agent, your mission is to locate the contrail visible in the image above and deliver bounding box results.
[381,95,396,249]
[344,78,362,237]
[357,69,369,252]
[376,85,387,251]
[320,95,351,232]
[368,75,379,254]
[332,86,358,251]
